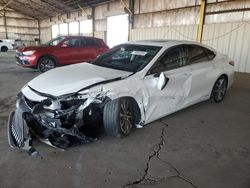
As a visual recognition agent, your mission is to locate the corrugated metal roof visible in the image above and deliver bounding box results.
[0,0,114,19]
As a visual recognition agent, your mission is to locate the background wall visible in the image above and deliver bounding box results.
[39,19,51,44]
[39,1,129,43]
[0,6,39,46]
[130,0,250,73]
[1,0,249,73]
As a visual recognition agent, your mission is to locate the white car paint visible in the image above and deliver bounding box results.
[0,39,13,51]
[27,63,131,96]
[21,40,234,126]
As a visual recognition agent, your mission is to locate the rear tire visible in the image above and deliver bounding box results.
[38,56,56,73]
[1,46,8,52]
[103,97,134,137]
[211,75,228,103]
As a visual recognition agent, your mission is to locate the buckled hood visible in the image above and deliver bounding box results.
[27,63,131,97]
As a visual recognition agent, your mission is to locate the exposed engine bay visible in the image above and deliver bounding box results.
[8,90,110,157]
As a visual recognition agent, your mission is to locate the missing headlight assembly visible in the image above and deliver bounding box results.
[7,90,110,157]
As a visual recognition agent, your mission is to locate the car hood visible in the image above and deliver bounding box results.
[18,45,50,52]
[27,63,131,97]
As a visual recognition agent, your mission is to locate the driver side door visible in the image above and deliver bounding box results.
[143,45,193,123]
[55,37,82,65]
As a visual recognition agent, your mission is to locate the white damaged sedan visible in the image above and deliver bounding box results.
[8,40,234,156]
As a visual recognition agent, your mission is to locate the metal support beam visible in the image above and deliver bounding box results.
[206,7,250,15]
[92,6,95,37]
[128,0,134,41]
[197,0,206,43]
[129,0,135,29]
[0,0,13,11]
[38,20,41,44]
[3,8,8,39]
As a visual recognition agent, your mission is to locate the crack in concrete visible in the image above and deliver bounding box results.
[156,156,198,188]
[123,121,198,188]
[123,122,167,188]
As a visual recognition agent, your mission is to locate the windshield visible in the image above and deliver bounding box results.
[92,44,162,72]
[45,37,65,46]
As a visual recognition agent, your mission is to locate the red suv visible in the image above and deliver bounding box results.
[15,36,109,72]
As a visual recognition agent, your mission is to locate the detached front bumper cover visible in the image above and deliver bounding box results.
[7,92,103,157]
[7,97,41,157]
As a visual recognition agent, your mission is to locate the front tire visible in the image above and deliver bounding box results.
[103,97,134,137]
[211,76,228,103]
[38,56,56,73]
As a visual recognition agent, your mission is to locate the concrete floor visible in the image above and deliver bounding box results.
[0,52,250,188]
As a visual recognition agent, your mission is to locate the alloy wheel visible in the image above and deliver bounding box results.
[214,78,227,101]
[120,99,133,135]
[40,58,55,72]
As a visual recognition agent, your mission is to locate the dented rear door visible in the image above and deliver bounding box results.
[186,45,216,103]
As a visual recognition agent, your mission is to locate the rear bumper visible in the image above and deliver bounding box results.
[228,70,234,89]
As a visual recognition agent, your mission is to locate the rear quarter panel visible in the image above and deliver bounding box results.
[213,52,234,89]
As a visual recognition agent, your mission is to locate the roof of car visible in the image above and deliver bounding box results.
[126,39,216,51]
[60,35,103,40]
[127,39,199,46]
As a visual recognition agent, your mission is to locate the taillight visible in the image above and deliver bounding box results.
[229,60,235,66]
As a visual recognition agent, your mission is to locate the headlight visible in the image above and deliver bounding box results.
[22,50,36,56]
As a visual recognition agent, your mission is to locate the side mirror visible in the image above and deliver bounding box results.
[157,72,169,90]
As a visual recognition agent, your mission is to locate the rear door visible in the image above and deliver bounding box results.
[80,38,98,62]
[96,39,109,55]
[186,45,216,103]
[143,45,193,122]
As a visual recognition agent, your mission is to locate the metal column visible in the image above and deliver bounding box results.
[197,0,206,42]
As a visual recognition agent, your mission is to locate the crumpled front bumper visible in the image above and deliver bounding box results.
[7,93,96,157]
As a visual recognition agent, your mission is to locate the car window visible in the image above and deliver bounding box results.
[92,44,161,72]
[82,38,96,47]
[63,38,81,47]
[206,48,216,60]
[188,45,215,64]
[149,45,188,74]
[45,37,65,46]
[96,39,108,48]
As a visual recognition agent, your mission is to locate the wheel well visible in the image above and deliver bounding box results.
[211,74,229,98]
[1,46,8,50]
[37,55,57,66]
[219,74,228,86]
